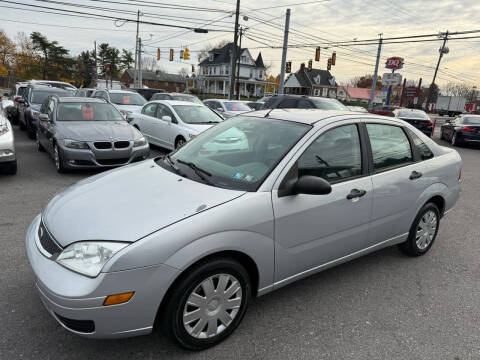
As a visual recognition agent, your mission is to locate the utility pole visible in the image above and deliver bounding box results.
[278,8,291,95]
[236,27,243,100]
[427,31,449,107]
[138,38,142,88]
[229,0,240,100]
[94,41,98,88]
[134,10,140,88]
[368,34,383,111]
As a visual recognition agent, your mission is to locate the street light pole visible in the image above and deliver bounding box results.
[368,34,383,111]
[236,27,243,100]
[229,0,240,100]
[134,10,140,88]
[428,31,449,107]
[278,8,291,95]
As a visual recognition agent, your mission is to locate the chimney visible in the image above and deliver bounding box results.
[300,63,305,71]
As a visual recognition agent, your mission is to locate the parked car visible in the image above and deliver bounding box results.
[9,82,28,123]
[26,109,461,349]
[91,89,147,118]
[131,100,223,150]
[151,92,203,104]
[0,99,16,175]
[245,101,264,110]
[347,105,368,112]
[203,99,253,118]
[36,96,149,172]
[132,88,165,101]
[262,95,349,111]
[440,114,480,146]
[27,80,77,92]
[393,108,434,137]
[75,88,95,97]
[369,104,400,116]
[18,86,71,139]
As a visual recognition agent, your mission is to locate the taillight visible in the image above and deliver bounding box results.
[426,121,433,127]
[462,126,476,133]
[14,97,19,102]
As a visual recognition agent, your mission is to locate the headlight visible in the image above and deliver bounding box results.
[56,241,129,277]
[64,139,89,149]
[133,136,147,147]
[0,124,8,136]
[188,133,196,139]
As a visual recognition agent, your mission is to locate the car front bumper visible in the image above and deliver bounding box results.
[58,142,150,169]
[0,122,16,163]
[26,215,180,339]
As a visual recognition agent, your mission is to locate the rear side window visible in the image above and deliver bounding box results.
[263,97,278,108]
[298,124,362,183]
[367,124,413,171]
[408,130,434,161]
[297,99,315,109]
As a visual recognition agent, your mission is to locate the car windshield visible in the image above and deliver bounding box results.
[173,105,222,124]
[223,102,252,111]
[398,110,429,119]
[56,102,124,121]
[18,87,27,96]
[109,92,146,106]
[172,95,203,104]
[463,117,480,125]
[311,99,349,110]
[163,116,311,191]
[30,90,68,104]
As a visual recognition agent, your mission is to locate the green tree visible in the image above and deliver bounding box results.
[30,31,72,80]
[76,51,96,87]
[120,49,134,70]
[97,43,122,79]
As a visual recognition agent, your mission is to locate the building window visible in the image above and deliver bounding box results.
[219,81,224,91]
[258,70,263,79]
[314,89,320,96]
[250,70,253,78]
[209,54,214,61]
[322,88,328,97]
[241,56,246,63]
[164,82,169,86]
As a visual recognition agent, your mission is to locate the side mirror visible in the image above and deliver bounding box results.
[162,115,172,123]
[293,176,332,196]
[38,113,50,122]
[216,107,224,112]
[126,114,134,123]
[17,98,25,104]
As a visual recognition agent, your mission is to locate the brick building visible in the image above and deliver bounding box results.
[121,69,186,92]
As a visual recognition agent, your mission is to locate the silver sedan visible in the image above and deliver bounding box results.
[0,99,16,174]
[26,109,461,349]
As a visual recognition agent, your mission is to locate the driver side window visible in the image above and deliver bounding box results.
[298,124,362,183]
[157,104,175,121]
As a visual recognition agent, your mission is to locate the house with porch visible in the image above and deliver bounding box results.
[197,42,274,98]
[284,64,337,97]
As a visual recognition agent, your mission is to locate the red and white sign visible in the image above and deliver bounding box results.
[385,57,404,70]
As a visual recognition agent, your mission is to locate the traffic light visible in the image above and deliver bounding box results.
[332,51,336,66]
[315,47,320,61]
[180,50,184,59]
[169,49,174,61]
[327,58,332,71]
[286,61,292,73]
[184,47,190,60]
[191,65,195,73]
[308,59,313,71]
[157,48,161,61]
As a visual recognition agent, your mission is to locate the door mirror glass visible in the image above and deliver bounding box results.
[216,107,224,112]
[38,113,50,122]
[162,115,172,123]
[293,175,332,195]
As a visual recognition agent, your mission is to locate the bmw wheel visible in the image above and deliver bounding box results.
[54,144,66,173]
[175,137,186,149]
[399,203,440,256]
[162,258,251,350]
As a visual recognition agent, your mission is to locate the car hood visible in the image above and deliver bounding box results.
[42,160,245,246]
[56,121,137,141]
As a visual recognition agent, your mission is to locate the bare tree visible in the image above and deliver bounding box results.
[178,67,189,78]
[197,39,229,63]
[141,56,157,72]
[441,82,474,98]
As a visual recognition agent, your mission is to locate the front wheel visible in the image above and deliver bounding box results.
[451,132,461,146]
[162,258,251,350]
[399,203,440,256]
[175,137,186,149]
[53,144,66,173]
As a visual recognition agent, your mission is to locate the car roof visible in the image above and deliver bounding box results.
[152,100,203,106]
[105,89,136,93]
[57,97,106,103]
[460,114,480,117]
[243,109,367,125]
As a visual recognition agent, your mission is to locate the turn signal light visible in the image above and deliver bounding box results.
[103,292,135,306]
[462,126,476,133]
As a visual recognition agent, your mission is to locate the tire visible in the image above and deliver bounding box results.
[440,129,444,140]
[26,120,35,139]
[19,119,25,130]
[36,131,45,152]
[175,137,186,149]
[399,203,440,257]
[162,258,251,350]
[451,132,461,146]
[2,160,17,175]
[53,143,66,173]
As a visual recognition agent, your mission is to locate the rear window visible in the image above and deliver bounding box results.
[311,99,348,110]
[398,110,429,120]
[57,102,124,121]
[30,90,68,104]
[109,92,146,106]
[462,117,480,125]
[224,102,251,111]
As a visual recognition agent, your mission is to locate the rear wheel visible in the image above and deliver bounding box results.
[2,160,17,175]
[399,203,440,256]
[162,258,251,350]
[175,137,186,149]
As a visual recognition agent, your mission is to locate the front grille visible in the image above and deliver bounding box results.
[97,158,129,166]
[114,141,130,149]
[73,160,95,166]
[94,141,112,149]
[55,313,95,333]
[38,222,62,256]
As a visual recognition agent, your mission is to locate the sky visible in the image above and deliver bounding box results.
[1,0,480,89]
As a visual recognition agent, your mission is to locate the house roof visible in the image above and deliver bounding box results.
[124,69,185,83]
[288,67,337,88]
[255,53,264,68]
[342,86,380,100]
[198,42,265,68]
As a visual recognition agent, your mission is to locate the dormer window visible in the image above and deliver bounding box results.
[209,54,214,62]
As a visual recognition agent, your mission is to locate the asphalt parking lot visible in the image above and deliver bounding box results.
[1,119,480,360]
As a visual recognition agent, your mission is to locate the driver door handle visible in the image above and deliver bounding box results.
[346,189,367,200]
[409,171,423,180]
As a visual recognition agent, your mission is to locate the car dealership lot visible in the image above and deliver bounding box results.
[1,123,480,359]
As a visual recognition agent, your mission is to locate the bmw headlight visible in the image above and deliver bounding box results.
[0,124,9,136]
[133,136,147,147]
[56,241,129,277]
[64,139,89,149]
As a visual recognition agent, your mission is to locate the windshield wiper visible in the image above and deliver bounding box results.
[176,159,214,185]
[165,154,187,177]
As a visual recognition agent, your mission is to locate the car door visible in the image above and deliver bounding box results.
[272,120,373,285]
[39,99,56,154]
[156,103,177,148]
[365,121,428,247]
[137,103,158,142]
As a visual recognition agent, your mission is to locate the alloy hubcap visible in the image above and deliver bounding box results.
[415,210,438,250]
[54,146,60,169]
[183,274,242,339]
[177,140,185,148]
